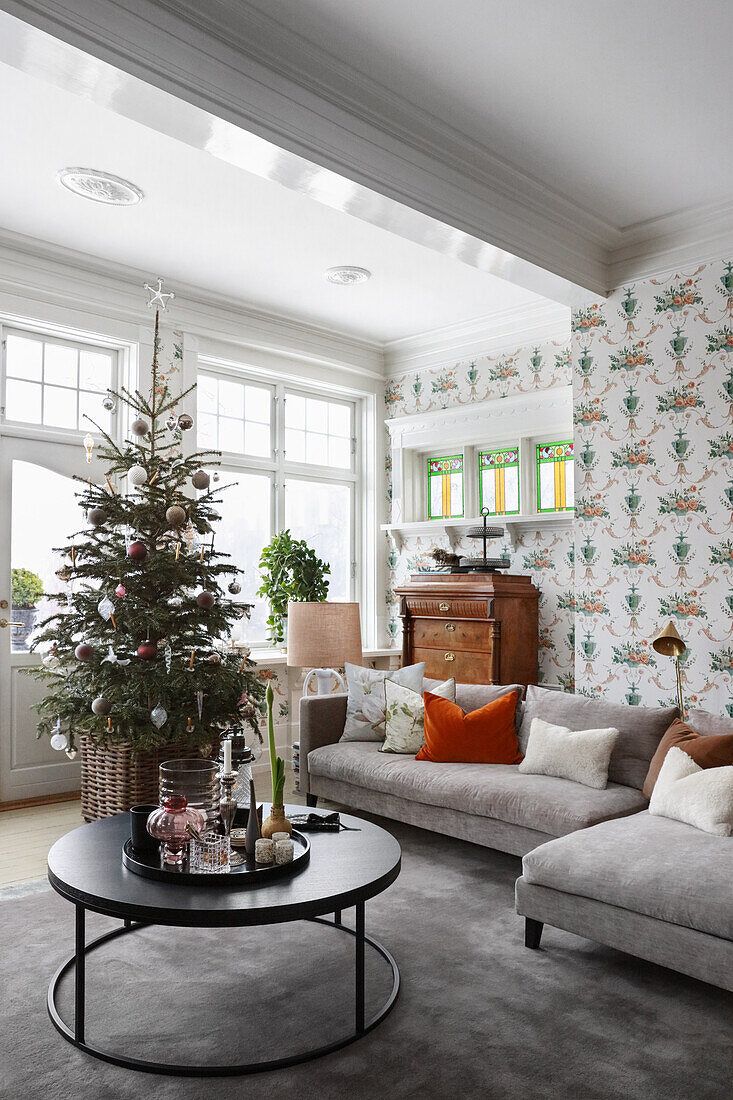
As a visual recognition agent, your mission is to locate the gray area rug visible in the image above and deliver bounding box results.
[1,814,731,1100]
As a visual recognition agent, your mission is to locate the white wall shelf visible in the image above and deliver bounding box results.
[382,511,573,551]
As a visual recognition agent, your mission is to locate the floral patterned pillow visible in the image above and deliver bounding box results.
[340,662,426,742]
[381,678,456,754]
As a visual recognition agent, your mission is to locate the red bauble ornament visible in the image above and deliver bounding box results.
[75,643,94,662]
[196,590,216,610]
[115,584,126,598]
[137,640,158,661]
[128,541,147,561]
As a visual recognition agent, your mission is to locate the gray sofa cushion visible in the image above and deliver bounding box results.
[518,686,678,790]
[522,810,733,941]
[688,708,733,735]
[308,742,646,837]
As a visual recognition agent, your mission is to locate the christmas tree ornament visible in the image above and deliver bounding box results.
[196,590,216,610]
[128,541,148,561]
[43,651,61,670]
[207,653,222,664]
[101,645,131,667]
[177,413,194,431]
[91,696,112,716]
[128,464,148,486]
[166,414,177,431]
[137,639,158,661]
[65,747,78,760]
[115,583,126,598]
[75,643,94,662]
[150,703,168,729]
[164,642,172,672]
[165,504,187,528]
[102,395,116,412]
[168,595,183,609]
[191,469,210,490]
[97,595,114,621]
[228,581,242,595]
[83,433,95,463]
[87,507,107,526]
[196,690,205,719]
[55,565,73,583]
[144,277,175,311]
[213,472,220,483]
[131,418,149,437]
[50,731,68,751]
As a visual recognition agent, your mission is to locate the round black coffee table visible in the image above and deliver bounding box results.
[46,806,401,1076]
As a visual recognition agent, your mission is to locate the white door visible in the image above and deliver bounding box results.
[0,435,106,801]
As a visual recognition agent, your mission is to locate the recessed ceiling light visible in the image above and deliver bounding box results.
[57,168,144,206]
[325,266,371,286]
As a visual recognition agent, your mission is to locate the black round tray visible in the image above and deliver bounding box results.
[122,830,310,886]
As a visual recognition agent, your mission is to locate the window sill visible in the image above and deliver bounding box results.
[381,512,573,551]
[233,646,399,668]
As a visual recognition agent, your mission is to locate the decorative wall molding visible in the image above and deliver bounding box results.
[383,301,570,375]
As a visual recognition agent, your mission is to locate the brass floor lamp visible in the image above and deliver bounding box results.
[652,621,687,718]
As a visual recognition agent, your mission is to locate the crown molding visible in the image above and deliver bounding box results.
[383,300,570,376]
[609,199,733,287]
[0,230,384,378]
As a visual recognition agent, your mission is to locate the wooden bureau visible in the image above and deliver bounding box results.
[396,572,539,689]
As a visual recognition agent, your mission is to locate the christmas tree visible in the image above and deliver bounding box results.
[30,285,264,758]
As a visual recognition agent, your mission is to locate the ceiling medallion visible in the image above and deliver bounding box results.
[57,168,144,206]
[325,266,371,286]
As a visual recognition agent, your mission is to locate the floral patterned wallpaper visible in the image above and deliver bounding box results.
[384,339,575,687]
[572,260,733,715]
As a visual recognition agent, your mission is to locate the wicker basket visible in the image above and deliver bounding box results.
[79,735,209,822]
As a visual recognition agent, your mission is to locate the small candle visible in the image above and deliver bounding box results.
[255,838,274,864]
[223,739,232,774]
[271,832,290,842]
[189,649,195,669]
[110,613,116,631]
[175,542,181,560]
[274,837,294,865]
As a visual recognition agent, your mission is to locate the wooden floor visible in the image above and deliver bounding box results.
[0,777,311,888]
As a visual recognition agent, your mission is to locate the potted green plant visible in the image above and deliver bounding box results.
[257,530,330,646]
[11,567,44,650]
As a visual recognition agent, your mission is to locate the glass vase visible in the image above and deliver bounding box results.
[147,796,206,865]
[159,758,220,833]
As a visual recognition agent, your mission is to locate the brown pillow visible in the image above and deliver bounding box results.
[642,717,733,798]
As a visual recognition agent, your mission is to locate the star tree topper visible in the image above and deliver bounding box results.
[144,278,175,311]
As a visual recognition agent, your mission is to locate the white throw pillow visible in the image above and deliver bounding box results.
[518,717,619,790]
[381,678,456,754]
[648,746,733,836]
[340,662,426,742]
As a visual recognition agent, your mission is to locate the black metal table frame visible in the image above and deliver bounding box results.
[47,900,400,1077]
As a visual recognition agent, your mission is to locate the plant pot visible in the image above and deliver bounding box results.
[79,735,210,822]
[261,803,292,838]
[11,606,37,651]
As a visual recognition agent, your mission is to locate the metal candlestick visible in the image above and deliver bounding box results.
[220,770,245,866]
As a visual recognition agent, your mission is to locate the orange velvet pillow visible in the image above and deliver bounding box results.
[416,690,522,764]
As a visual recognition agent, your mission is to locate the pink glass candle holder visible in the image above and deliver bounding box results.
[147,795,206,865]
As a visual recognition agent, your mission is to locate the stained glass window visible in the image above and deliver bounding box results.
[479,447,520,515]
[537,441,574,512]
[427,454,463,519]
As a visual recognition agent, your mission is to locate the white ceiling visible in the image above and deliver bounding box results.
[0,60,547,344]
[248,0,733,229]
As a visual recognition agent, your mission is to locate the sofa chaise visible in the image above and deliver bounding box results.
[300,682,733,992]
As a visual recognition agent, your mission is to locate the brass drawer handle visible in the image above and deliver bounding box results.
[445,623,455,632]
[444,652,455,662]
[438,602,450,612]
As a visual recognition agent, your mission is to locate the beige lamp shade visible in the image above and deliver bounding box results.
[286,602,362,668]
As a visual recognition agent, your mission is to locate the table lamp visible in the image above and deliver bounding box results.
[652,621,687,718]
[287,602,363,695]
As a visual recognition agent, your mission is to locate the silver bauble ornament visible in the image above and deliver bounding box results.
[65,747,78,760]
[128,464,147,486]
[91,696,112,716]
[166,415,177,430]
[50,731,68,751]
[131,419,149,437]
[88,507,107,526]
[207,653,222,664]
[102,395,116,412]
[228,581,242,595]
[150,703,168,729]
[178,413,194,431]
[191,469,210,490]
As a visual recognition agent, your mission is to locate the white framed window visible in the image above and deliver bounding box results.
[198,364,360,646]
[2,328,118,435]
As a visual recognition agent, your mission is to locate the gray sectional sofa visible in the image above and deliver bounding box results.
[300,681,733,992]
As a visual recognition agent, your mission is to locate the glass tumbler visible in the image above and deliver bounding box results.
[159,758,220,833]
